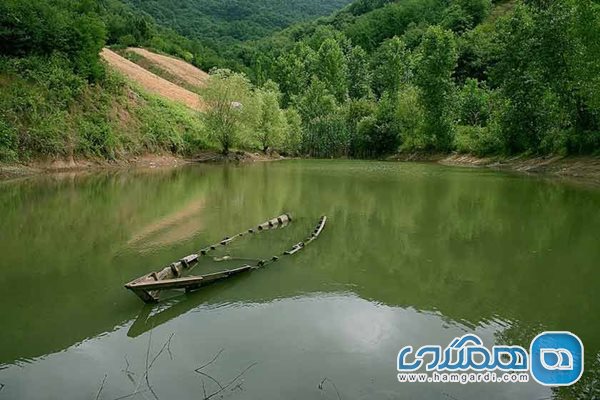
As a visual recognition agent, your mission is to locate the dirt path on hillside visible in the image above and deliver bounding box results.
[126,47,209,89]
[100,48,204,111]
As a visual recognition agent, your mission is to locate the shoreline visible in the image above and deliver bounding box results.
[439,154,600,185]
[0,151,282,181]
[390,153,600,185]
[2,152,600,185]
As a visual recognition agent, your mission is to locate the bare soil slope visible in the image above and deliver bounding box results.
[100,48,204,111]
[126,47,209,89]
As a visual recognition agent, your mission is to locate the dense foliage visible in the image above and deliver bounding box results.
[229,0,600,157]
[123,0,354,43]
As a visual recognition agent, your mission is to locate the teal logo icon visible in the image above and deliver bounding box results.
[530,332,584,386]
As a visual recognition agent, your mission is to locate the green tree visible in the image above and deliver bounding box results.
[567,0,600,153]
[282,108,303,156]
[415,26,458,151]
[360,91,404,157]
[273,43,316,106]
[396,85,426,151]
[371,37,412,98]
[344,99,377,157]
[315,38,349,102]
[457,0,491,26]
[458,78,490,126]
[453,79,501,155]
[455,21,497,83]
[0,0,106,81]
[254,84,286,152]
[441,4,474,34]
[294,77,338,124]
[491,4,571,154]
[347,45,372,100]
[202,69,253,155]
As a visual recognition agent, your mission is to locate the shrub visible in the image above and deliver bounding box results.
[454,125,501,156]
[302,112,350,158]
[0,120,18,162]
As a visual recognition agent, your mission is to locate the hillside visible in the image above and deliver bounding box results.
[123,0,354,44]
[0,0,212,165]
[125,48,209,89]
[100,48,205,110]
[229,0,600,158]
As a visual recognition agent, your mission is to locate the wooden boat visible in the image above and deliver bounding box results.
[125,214,327,303]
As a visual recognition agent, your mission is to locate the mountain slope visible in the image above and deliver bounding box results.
[125,48,209,89]
[100,48,205,110]
[123,0,354,44]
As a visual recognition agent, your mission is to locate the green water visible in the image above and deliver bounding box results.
[0,160,598,399]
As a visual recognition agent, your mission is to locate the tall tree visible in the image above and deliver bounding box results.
[254,83,286,153]
[273,42,315,106]
[347,45,372,100]
[294,77,338,124]
[282,108,303,156]
[371,37,412,98]
[315,38,349,102]
[202,69,253,155]
[491,3,571,153]
[415,26,458,151]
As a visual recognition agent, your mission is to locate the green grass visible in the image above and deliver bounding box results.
[0,55,211,163]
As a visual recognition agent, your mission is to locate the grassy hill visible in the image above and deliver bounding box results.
[101,48,206,109]
[0,54,210,163]
[0,0,213,163]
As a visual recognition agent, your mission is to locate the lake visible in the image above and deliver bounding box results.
[0,160,598,399]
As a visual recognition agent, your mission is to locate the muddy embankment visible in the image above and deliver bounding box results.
[0,151,283,181]
[3,152,599,185]
[391,153,600,185]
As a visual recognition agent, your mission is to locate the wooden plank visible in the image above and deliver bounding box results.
[283,216,326,255]
[127,265,252,291]
[127,275,206,291]
[200,266,253,282]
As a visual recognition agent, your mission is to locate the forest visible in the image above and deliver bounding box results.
[234,0,600,157]
[0,0,599,162]
[122,0,354,44]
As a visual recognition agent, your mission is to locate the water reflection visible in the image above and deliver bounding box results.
[0,160,598,399]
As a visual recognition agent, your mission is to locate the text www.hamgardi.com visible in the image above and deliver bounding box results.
[397,372,530,384]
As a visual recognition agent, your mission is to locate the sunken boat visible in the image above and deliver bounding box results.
[125,214,327,303]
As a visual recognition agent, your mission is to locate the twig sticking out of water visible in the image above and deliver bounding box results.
[149,333,175,370]
[194,349,257,400]
[0,383,4,392]
[122,356,136,385]
[117,331,174,400]
[318,377,342,400]
[95,374,107,400]
[144,332,175,400]
[201,379,207,399]
[194,348,224,373]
